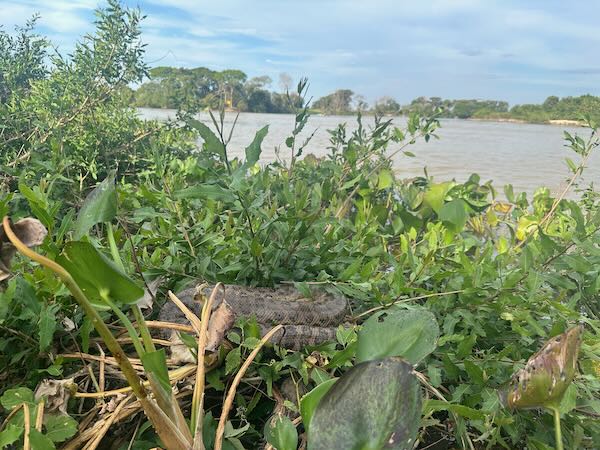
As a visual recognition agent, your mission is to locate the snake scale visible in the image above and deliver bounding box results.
[158,284,349,350]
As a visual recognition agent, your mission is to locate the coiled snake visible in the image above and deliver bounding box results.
[158,284,349,350]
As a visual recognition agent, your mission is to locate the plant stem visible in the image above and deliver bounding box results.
[132,305,156,353]
[551,407,563,450]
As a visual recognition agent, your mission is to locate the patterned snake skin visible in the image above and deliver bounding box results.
[158,284,348,350]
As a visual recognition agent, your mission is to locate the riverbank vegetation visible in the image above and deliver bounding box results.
[1,2,600,449]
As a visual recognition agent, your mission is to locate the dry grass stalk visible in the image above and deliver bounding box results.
[23,402,31,450]
[84,394,133,450]
[214,324,284,450]
[35,400,44,431]
[191,283,223,449]
[168,290,203,334]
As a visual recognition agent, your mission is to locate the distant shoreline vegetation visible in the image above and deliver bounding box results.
[127,66,599,126]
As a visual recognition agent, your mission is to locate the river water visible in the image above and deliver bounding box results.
[138,108,600,196]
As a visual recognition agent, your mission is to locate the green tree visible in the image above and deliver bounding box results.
[313,89,354,114]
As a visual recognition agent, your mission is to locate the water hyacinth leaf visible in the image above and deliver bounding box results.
[300,378,337,431]
[264,415,298,450]
[307,357,421,450]
[73,171,117,239]
[356,308,439,364]
[502,325,583,409]
[308,358,420,448]
[56,241,143,309]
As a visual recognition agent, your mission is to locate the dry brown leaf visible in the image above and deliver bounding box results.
[0,218,48,281]
[98,393,127,416]
[168,331,196,365]
[137,277,164,310]
[205,300,235,352]
[34,378,76,415]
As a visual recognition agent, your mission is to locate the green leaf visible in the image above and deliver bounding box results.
[438,199,469,231]
[424,400,486,421]
[356,308,439,364]
[174,184,236,202]
[38,303,57,352]
[0,424,23,448]
[423,182,453,214]
[73,171,117,239]
[188,118,225,158]
[377,169,394,190]
[225,347,241,375]
[264,415,298,450]
[141,349,171,396]
[308,357,421,450]
[45,415,78,443]
[29,429,56,450]
[300,378,337,431]
[56,241,143,309]
[0,387,34,410]
[245,125,268,166]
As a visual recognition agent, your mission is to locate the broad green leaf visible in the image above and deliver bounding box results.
[45,415,78,443]
[356,308,439,364]
[141,349,171,396]
[38,303,57,352]
[73,171,117,239]
[0,387,34,410]
[188,118,225,158]
[438,199,469,231]
[423,182,453,214]
[29,429,56,450]
[0,424,23,448]
[377,169,394,190]
[245,125,268,166]
[56,241,143,309]
[264,415,298,450]
[308,357,421,450]
[174,184,236,202]
[300,378,337,431]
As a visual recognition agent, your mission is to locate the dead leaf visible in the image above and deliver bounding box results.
[0,218,48,281]
[62,317,76,332]
[136,277,164,310]
[34,378,76,415]
[98,393,127,416]
[169,331,196,365]
[206,300,235,352]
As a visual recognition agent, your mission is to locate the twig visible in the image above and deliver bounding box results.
[84,395,133,450]
[214,325,284,450]
[23,402,31,450]
[353,290,464,320]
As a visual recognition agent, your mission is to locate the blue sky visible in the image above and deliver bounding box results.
[1,0,599,105]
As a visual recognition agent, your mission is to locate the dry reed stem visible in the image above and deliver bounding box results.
[214,325,284,450]
[23,402,31,450]
[168,290,203,334]
[75,364,197,398]
[191,283,222,449]
[34,401,44,432]
[142,320,196,333]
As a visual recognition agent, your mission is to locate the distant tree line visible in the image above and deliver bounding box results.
[130,66,302,113]
[130,66,600,123]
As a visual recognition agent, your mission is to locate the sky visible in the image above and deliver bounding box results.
[1,0,599,105]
